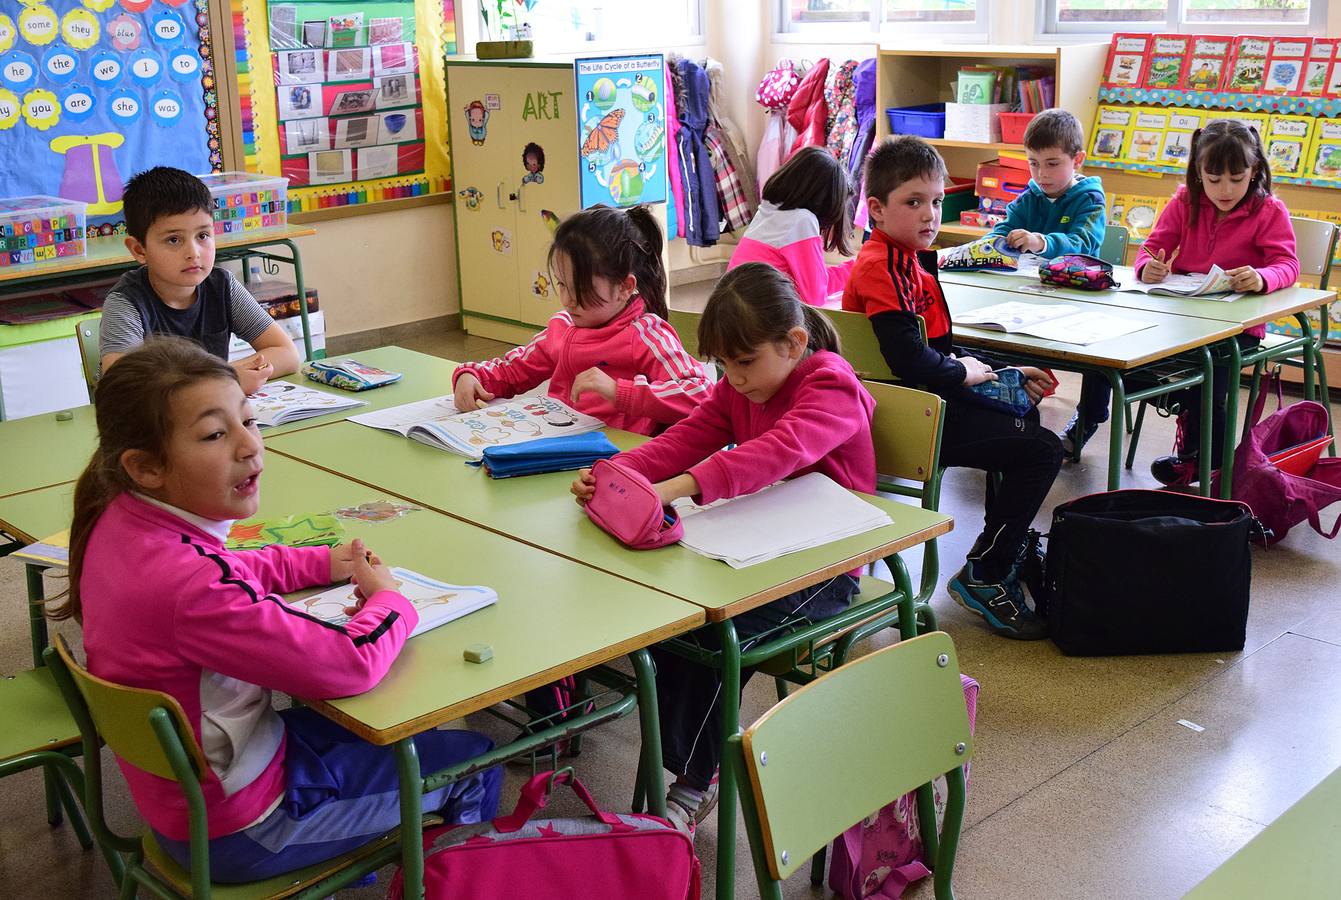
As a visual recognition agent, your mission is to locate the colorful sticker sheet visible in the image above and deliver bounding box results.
[0,0,219,234]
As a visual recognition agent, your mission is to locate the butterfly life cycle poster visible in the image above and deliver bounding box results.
[574,54,666,210]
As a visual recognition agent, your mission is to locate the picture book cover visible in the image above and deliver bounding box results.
[1158,111,1204,167]
[1090,105,1135,162]
[249,382,367,428]
[1301,38,1337,98]
[1225,36,1271,93]
[1102,33,1151,88]
[1182,37,1233,92]
[1123,107,1170,165]
[1143,35,1190,90]
[289,568,497,639]
[1306,116,1341,184]
[226,513,345,550]
[937,235,1023,272]
[1264,114,1314,177]
[1262,37,1311,95]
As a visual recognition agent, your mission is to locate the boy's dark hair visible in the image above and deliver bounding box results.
[761,146,854,255]
[1023,109,1085,156]
[698,262,840,362]
[1186,119,1272,227]
[122,167,213,242]
[864,136,948,204]
[547,205,668,319]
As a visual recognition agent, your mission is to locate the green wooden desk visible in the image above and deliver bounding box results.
[0,455,705,900]
[1183,766,1341,898]
[267,421,954,900]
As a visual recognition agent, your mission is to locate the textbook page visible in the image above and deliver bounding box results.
[673,473,892,568]
[250,383,366,427]
[352,395,603,459]
[289,567,497,638]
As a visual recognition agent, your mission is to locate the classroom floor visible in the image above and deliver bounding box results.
[3,300,1339,899]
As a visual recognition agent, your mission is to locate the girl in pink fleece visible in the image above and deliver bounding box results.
[453,205,712,435]
[56,338,499,883]
[727,146,857,305]
[571,262,876,831]
[1064,120,1299,486]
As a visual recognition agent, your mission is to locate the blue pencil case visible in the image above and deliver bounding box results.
[479,432,620,478]
[965,367,1034,417]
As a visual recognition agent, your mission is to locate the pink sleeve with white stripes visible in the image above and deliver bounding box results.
[612,314,714,427]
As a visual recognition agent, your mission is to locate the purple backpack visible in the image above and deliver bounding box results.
[827,675,979,898]
[1225,380,1341,544]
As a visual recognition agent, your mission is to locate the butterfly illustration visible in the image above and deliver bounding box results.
[581,109,625,158]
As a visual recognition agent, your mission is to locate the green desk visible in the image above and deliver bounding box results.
[0,455,705,900]
[1183,766,1341,898]
[267,420,954,900]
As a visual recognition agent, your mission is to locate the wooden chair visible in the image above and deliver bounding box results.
[822,307,899,380]
[727,631,973,900]
[76,316,100,395]
[45,636,412,899]
[1098,224,1129,266]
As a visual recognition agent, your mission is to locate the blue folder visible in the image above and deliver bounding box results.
[480,432,620,478]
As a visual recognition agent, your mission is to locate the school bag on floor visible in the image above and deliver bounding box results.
[386,769,699,900]
[827,674,979,899]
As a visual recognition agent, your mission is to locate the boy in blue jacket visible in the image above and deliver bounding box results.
[989,109,1106,259]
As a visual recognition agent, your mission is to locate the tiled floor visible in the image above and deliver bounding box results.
[2,309,1339,899]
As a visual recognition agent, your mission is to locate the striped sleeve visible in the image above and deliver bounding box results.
[612,314,715,426]
[97,293,147,360]
[224,271,278,344]
[452,317,560,398]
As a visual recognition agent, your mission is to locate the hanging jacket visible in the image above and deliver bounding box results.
[848,59,878,180]
[787,58,830,156]
[677,57,720,247]
[664,60,684,240]
[824,60,862,164]
[705,58,759,229]
[755,59,802,194]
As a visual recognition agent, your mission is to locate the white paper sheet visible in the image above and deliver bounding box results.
[290,568,495,638]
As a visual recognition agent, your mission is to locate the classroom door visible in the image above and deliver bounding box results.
[508,66,578,324]
[448,64,520,324]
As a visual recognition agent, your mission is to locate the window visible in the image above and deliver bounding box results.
[1041,1,1322,35]
[780,0,986,36]
[480,1,703,52]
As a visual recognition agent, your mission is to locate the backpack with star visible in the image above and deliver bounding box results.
[387,769,700,899]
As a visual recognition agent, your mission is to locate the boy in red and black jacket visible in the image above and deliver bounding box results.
[843,136,1063,641]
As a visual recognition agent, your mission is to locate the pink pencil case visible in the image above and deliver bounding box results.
[585,459,684,550]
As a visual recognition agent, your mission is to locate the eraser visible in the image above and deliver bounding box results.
[463,643,494,663]
[55,410,73,421]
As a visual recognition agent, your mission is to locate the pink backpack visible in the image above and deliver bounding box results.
[387,770,699,900]
[827,674,979,899]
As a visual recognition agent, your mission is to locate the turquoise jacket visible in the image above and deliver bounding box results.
[989,174,1107,258]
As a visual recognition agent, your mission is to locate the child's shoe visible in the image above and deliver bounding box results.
[664,776,720,837]
[1150,453,1199,487]
[1059,412,1101,461]
[948,563,1047,641]
[1012,529,1046,610]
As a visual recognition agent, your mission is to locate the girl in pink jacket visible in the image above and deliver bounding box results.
[57,338,499,882]
[1062,120,1299,486]
[453,205,712,435]
[728,146,857,305]
[571,262,876,832]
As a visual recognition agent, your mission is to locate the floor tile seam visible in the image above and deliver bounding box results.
[1283,630,1341,649]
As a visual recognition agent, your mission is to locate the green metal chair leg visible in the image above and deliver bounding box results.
[811,843,827,886]
[1243,361,1266,446]
[51,760,93,849]
[774,678,790,702]
[714,621,743,900]
[395,738,425,900]
[1125,400,1147,470]
[629,649,667,819]
[1216,343,1236,499]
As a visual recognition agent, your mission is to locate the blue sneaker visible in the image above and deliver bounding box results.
[1059,412,1101,462]
[948,563,1048,641]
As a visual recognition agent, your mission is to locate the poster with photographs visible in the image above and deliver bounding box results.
[268,1,424,187]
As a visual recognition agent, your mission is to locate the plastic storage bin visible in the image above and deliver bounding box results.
[942,178,977,222]
[999,112,1037,145]
[0,196,87,268]
[197,172,289,237]
[944,102,1011,143]
[885,104,946,139]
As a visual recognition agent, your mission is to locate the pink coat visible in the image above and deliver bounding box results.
[1134,185,1299,338]
[787,59,830,156]
[727,202,856,305]
[614,350,875,505]
[80,494,418,840]
[453,298,712,436]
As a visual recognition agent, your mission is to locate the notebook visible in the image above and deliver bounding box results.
[673,473,893,569]
[249,383,366,427]
[350,394,604,460]
[13,530,70,568]
[953,300,1155,345]
[1118,264,1240,299]
[289,567,497,638]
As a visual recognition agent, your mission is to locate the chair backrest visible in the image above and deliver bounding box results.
[668,308,705,361]
[862,379,944,486]
[1098,224,1129,266]
[76,316,100,393]
[1290,216,1338,288]
[733,631,973,883]
[50,634,208,782]
[822,308,897,380]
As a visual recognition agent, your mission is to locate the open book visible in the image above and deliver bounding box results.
[953,300,1155,345]
[250,383,366,427]
[1119,264,1240,299]
[350,394,604,460]
[13,530,70,568]
[289,567,496,639]
[673,473,893,569]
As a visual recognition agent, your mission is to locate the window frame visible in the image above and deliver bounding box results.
[1037,0,1325,39]
[472,0,705,55]
[776,0,991,41]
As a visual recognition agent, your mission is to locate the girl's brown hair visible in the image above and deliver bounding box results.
[698,262,840,362]
[761,146,855,255]
[48,337,238,622]
[1186,119,1272,227]
[547,204,668,319]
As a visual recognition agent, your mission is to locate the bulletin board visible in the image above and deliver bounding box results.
[574,53,667,210]
[0,0,223,234]
[231,0,454,214]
